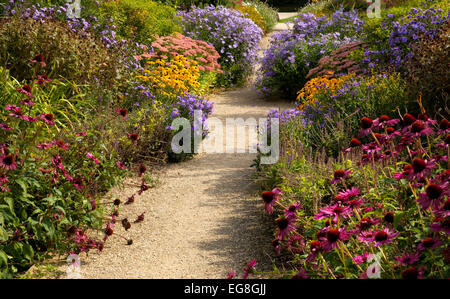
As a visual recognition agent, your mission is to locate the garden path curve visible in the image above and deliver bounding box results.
[56,27,293,279]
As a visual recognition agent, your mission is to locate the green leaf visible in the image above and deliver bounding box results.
[0,250,8,267]
[22,244,34,262]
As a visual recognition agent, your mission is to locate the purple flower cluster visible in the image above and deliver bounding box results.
[363,6,448,70]
[292,8,364,38]
[172,93,214,137]
[256,9,363,98]
[178,5,263,83]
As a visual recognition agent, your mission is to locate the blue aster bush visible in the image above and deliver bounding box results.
[255,8,363,100]
[178,5,263,87]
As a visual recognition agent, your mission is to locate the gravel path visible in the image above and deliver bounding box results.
[55,31,293,279]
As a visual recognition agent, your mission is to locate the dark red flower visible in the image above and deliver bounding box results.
[439,119,449,131]
[403,113,416,126]
[139,164,147,177]
[384,211,394,223]
[360,117,373,129]
[374,231,388,242]
[412,158,426,173]
[349,138,362,147]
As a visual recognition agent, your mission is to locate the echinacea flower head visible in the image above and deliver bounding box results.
[394,252,419,266]
[402,113,416,127]
[276,215,297,240]
[353,252,372,265]
[127,132,139,145]
[401,266,425,279]
[115,108,128,120]
[430,217,450,235]
[86,152,100,164]
[34,74,51,85]
[417,182,449,210]
[261,187,281,214]
[319,227,351,251]
[359,117,373,136]
[40,113,55,125]
[284,202,301,220]
[417,237,442,252]
[406,158,436,181]
[17,85,33,98]
[330,169,351,184]
[227,269,236,279]
[335,187,360,203]
[31,54,46,67]
[242,260,257,279]
[315,203,352,223]
[372,228,399,246]
[0,153,17,171]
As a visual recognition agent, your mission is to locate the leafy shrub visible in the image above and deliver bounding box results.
[87,0,182,44]
[404,21,449,116]
[0,67,126,277]
[178,5,263,87]
[0,16,123,86]
[256,112,450,279]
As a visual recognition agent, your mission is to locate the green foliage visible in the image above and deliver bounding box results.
[89,0,182,44]
[245,0,279,33]
[0,16,123,87]
[0,67,126,277]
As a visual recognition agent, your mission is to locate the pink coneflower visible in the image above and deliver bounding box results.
[343,138,362,152]
[261,187,281,214]
[242,260,257,279]
[86,152,100,164]
[359,117,373,137]
[17,85,33,98]
[372,115,399,129]
[127,132,139,146]
[393,163,413,180]
[0,123,12,131]
[115,108,128,120]
[31,54,46,67]
[34,74,51,85]
[227,269,236,279]
[360,228,399,246]
[72,177,84,191]
[276,215,297,240]
[406,158,436,181]
[314,203,353,223]
[417,237,442,252]
[353,252,372,265]
[76,131,87,137]
[394,252,419,266]
[404,120,434,138]
[20,99,34,106]
[330,169,351,184]
[116,161,126,170]
[36,142,53,149]
[39,113,55,125]
[138,164,147,177]
[287,234,304,254]
[417,182,449,210]
[284,202,301,220]
[0,153,18,170]
[306,240,323,262]
[362,142,382,155]
[335,187,360,204]
[319,227,351,251]
[402,113,416,127]
[401,266,425,279]
[52,140,69,150]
